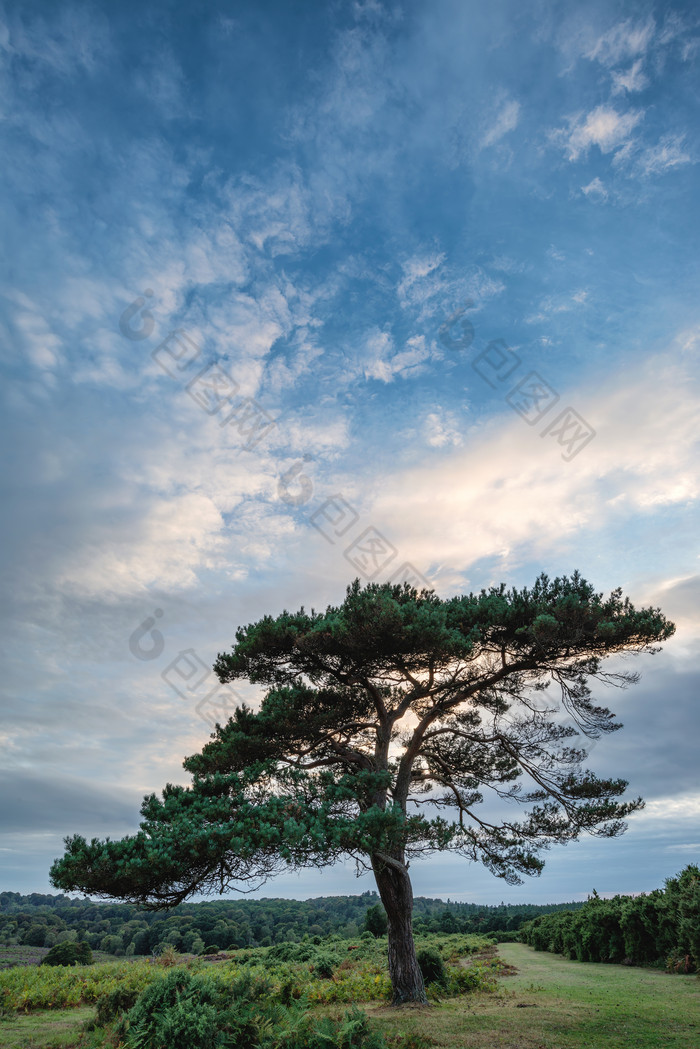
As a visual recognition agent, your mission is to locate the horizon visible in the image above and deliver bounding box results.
[1,0,699,903]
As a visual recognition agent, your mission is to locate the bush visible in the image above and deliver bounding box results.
[115,968,392,1049]
[277,1005,390,1049]
[312,952,336,979]
[117,971,220,1049]
[416,947,446,987]
[363,904,388,939]
[519,865,700,972]
[40,941,92,967]
[96,984,141,1025]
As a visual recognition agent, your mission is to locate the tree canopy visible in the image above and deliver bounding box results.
[51,573,674,1002]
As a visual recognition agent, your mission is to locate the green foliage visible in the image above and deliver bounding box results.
[0,933,496,1014]
[0,889,586,964]
[95,984,142,1025]
[276,1006,390,1049]
[51,576,673,907]
[47,576,672,1003]
[520,865,700,971]
[116,970,221,1049]
[416,947,447,987]
[114,969,410,1049]
[311,952,336,978]
[364,905,388,939]
[40,941,92,967]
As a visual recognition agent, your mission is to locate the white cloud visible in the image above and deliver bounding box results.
[397,252,447,309]
[581,177,608,202]
[364,332,432,382]
[363,352,700,586]
[585,17,656,68]
[636,134,692,176]
[481,99,520,149]
[611,58,649,96]
[424,411,464,448]
[553,105,644,162]
[11,306,63,372]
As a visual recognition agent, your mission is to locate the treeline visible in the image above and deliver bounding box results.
[520,865,700,972]
[0,890,583,958]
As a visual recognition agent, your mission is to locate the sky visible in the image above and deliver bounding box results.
[1,0,699,907]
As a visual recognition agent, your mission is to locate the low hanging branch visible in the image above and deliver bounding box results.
[51,572,674,1004]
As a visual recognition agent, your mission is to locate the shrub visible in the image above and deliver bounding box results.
[277,1005,389,1049]
[312,952,336,979]
[40,941,92,967]
[114,969,392,1049]
[96,984,141,1025]
[416,947,446,987]
[364,904,388,939]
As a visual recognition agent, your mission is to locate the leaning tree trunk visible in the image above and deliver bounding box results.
[371,853,427,1005]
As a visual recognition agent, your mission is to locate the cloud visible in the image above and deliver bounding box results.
[552,105,644,162]
[363,331,433,383]
[397,253,447,309]
[585,17,656,68]
[611,58,649,96]
[365,351,700,586]
[0,769,140,834]
[423,410,464,448]
[481,99,520,149]
[581,177,608,202]
[635,134,693,176]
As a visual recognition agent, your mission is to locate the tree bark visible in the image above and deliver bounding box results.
[371,854,428,1005]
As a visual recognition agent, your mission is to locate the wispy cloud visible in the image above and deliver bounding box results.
[635,134,693,176]
[481,98,521,149]
[610,58,649,95]
[552,104,644,162]
[581,176,608,201]
[585,17,656,68]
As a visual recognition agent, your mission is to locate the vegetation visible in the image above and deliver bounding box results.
[2,940,700,1049]
[0,890,584,964]
[520,863,700,971]
[0,933,500,1013]
[40,942,92,967]
[50,576,673,1003]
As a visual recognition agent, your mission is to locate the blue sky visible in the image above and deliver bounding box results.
[1,0,699,905]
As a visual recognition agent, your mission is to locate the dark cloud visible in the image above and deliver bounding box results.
[0,769,142,834]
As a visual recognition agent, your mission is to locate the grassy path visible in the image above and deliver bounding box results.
[369,943,700,1049]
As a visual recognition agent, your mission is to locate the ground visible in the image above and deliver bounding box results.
[2,942,699,1048]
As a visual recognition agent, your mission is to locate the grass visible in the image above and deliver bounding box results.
[0,948,124,971]
[0,1007,95,1049]
[1,942,699,1048]
[367,943,700,1049]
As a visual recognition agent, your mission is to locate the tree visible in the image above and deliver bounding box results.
[364,903,388,938]
[50,574,673,1004]
[41,940,92,966]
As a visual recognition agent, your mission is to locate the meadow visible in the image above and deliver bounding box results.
[1,935,699,1049]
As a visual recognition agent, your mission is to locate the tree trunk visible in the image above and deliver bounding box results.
[372,854,428,1005]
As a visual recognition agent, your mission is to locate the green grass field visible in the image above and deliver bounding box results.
[1,942,699,1048]
[369,944,700,1049]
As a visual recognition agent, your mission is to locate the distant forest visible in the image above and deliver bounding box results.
[0,891,584,957]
